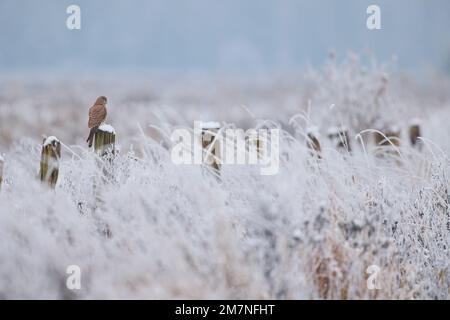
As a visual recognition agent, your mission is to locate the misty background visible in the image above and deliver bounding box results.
[1,0,450,73]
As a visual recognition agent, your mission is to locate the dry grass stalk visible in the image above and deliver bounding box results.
[39,136,61,188]
[312,243,349,299]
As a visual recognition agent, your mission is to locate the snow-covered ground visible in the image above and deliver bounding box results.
[1,57,450,299]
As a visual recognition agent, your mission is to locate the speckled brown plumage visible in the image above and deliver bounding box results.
[86,96,108,147]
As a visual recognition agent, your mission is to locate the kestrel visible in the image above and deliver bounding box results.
[86,96,108,148]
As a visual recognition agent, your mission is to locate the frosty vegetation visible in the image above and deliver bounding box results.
[0,55,450,299]
[43,136,60,147]
[98,124,116,135]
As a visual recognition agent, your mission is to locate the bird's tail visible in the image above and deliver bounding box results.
[86,126,99,148]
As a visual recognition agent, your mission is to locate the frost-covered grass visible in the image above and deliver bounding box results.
[0,56,450,299]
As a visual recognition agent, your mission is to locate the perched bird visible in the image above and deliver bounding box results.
[86,96,108,148]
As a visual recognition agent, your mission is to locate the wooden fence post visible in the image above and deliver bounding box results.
[94,124,116,158]
[39,136,61,188]
[409,120,422,150]
[200,122,221,171]
[374,126,401,147]
[373,126,402,160]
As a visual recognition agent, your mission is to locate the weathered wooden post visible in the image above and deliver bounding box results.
[94,124,116,158]
[93,124,116,189]
[39,136,61,188]
[374,126,401,147]
[408,120,422,150]
[0,154,4,190]
[247,128,267,160]
[373,126,402,160]
[306,127,322,159]
[200,122,221,171]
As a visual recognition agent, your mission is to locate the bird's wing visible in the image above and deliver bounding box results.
[88,105,107,128]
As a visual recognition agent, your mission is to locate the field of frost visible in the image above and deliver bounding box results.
[1,56,450,299]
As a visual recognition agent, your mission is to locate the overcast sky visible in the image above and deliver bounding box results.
[1,0,449,73]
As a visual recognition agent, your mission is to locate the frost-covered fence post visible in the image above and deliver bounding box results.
[94,124,116,158]
[39,136,61,188]
[0,154,4,190]
[200,122,221,171]
[374,126,401,147]
[247,128,267,160]
[408,120,422,150]
[93,124,116,188]
[373,126,402,160]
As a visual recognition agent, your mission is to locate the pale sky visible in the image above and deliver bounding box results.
[1,0,449,73]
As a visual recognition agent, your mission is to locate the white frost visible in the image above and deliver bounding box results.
[306,126,320,137]
[43,136,60,147]
[200,121,221,129]
[99,123,116,134]
[327,126,348,136]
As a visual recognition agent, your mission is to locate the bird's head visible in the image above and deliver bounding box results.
[95,96,108,105]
